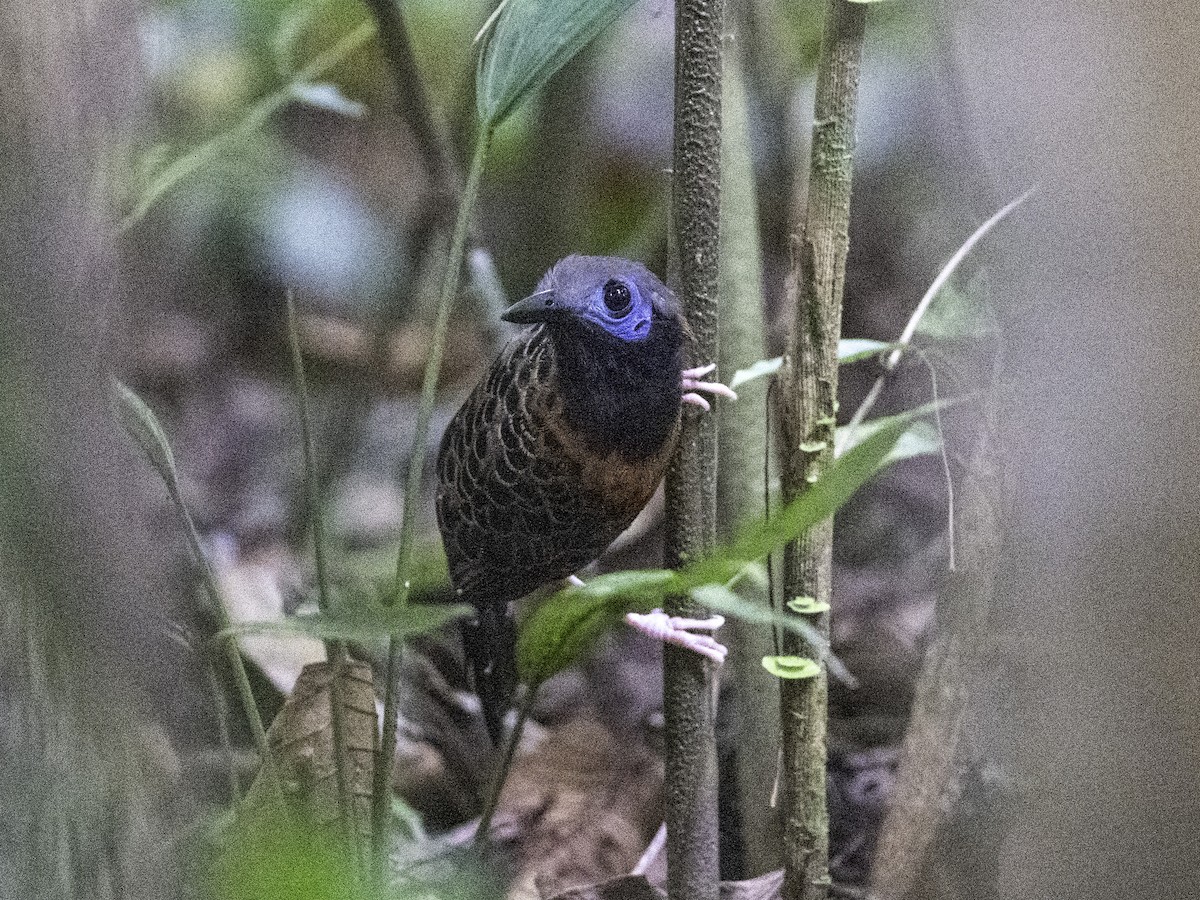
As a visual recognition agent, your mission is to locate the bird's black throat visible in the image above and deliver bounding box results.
[549,317,685,459]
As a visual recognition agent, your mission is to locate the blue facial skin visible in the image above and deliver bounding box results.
[500,256,687,458]
[578,278,653,343]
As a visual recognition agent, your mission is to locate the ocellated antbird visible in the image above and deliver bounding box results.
[435,255,733,742]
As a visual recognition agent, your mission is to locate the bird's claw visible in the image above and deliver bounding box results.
[681,363,737,412]
[625,608,728,665]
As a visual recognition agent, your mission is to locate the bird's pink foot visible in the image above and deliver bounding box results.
[681,363,738,411]
[625,608,728,665]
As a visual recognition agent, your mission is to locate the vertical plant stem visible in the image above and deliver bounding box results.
[285,294,359,866]
[717,46,782,877]
[664,1,724,899]
[167,466,274,769]
[776,3,867,899]
[372,130,491,884]
[201,656,242,803]
[287,0,466,550]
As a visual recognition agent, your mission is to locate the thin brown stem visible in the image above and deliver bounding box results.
[663,0,725,899]
[776,2,868,899]
[360,0,458,207]
[286,294,360,872]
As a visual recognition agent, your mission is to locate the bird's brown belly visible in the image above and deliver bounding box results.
[546,413,679,526]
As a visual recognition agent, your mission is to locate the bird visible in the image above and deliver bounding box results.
[435,255,735,742]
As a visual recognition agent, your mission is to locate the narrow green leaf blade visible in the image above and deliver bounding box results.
[838,338,900,364]
[476,0,639,127]
[121,20,375,231]
[512,412,919,689]
[835,397,959,459]
[914,275,999,344]
[689,412,913,583]
[515,569,678,685]
[728,340,900,390]
[729,356,782,389]
[111,379,179,488]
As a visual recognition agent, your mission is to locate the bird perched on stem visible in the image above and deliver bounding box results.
[436,255,734,742]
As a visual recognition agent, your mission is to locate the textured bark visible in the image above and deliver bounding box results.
[776,3,867,899]
[663,0,725,898]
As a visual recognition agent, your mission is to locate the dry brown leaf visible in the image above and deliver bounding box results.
[494,719,663,900]
[245,660,377,843]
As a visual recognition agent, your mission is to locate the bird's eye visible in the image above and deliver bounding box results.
[602,279,633,316]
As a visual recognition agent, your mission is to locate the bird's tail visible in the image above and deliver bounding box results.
[461,602,517,745]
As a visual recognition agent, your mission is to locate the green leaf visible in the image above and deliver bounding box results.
[690,582,805,632]
[121,20,375,231]
[512,416,916,688]
[516,569,678,684]
[476,0,639,128]
[728,340,900,390]
[835,397,956,460]
[290,83,367,118]
[762,656,821,679]
[838,338,900,364]
[271,0,322,75]
[217,585,471,643]
[729,356,782,389]
[694,410,914,580]
[914,274,999,345]
[787,596,831,615]
[514,416,911,686]
[111,379,179,489]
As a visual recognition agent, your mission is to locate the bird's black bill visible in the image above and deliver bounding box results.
[501,290,568,325]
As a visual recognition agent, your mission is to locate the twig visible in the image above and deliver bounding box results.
[474,686,534,847]
[285,293,359,868]
[359,0,459,212]
[776,2,868,899]
[663,0,725,898]
[202,652,242,803]
[163,433,275,774]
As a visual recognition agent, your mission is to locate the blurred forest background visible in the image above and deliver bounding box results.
[2,0,1199,898]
